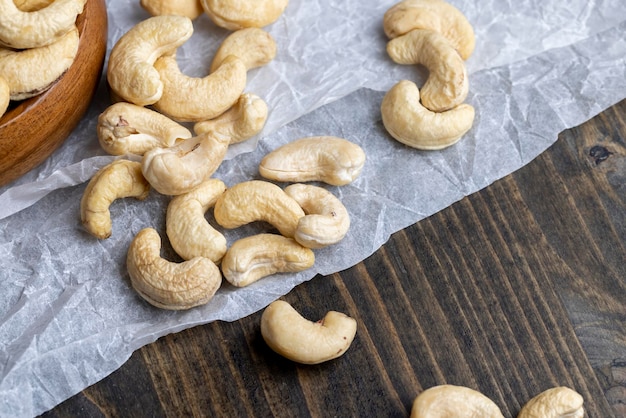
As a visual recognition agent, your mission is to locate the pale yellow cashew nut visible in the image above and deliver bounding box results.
[380,80,474,150]
[14,0,54,12]
[210,27,277,73]
[517,387,584,418]
[127,227,222,310]
[0,76,9,118]
[221,233,314,287]
[200,0,289,30]
[140,0,203,20]
[80,160,151,239]
[260,300,357,364]
[166,179,228,263]
[410,385,505,418]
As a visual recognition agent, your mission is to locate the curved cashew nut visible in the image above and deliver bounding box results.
[107,15,193,106]
[517,387,584,418]
[80,160,151,239]
[152,54,247,122]
[140,0,204,20]
[127,228,222,310]
[284,183,350,249]
[97,102,192,156]
[260,300,357,364]
[221,233,314,287]
[411,385,504,418]
[0,26,79,101]
[200,0,289,30]
[210,28,277,73]
[15,0,54,12]
[141,130,230,196]
[193,93,268,144]
[0,76,9,118]
[387,29,468,112]
[383,0,475,60]
[213,180,305,238]
[166,178,227,263]
[0,0,85,49]
[259,136,366,186]
[381,80,474,150]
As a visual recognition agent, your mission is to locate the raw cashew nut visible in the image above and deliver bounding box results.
[387,29,468,112]
[80,160,151,239]
[210,27,277,72]
[259,136,366,186]
[0,0,85,49]
[200,0,289,30]
[411,385,505,418]
[193,93,268,144]
[141,130,230,196]
[152,54,247,122]
[517,387,584,418]
[284,183,350,249]
[97,102,192,156]
[0,26,79,101]
[221,233,314,287]
[0,76,9,118]
[380,80,474,150]
[214,180,305,238]
[260,300,357,364]
[127,228,222,310]
[15,0,54,12]
[107,15,193,106]
[383,0,475,60]
[140,0,203,20]
[166,179,227,263]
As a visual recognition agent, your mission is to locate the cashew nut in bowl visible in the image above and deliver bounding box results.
[259,136,366,186]
[152,54,247,122]
[166,179,227,263]
[260,300,357,365]
[127,228,222,310]
[80,160,151,240]
[107,15,193,106]
[213,180,305,238]
[141,130,230,196]
[0,76,9,118]
[383,0,475,60]
[387,29,468,112]
[200,0,289,30]
[140,0,204,20]
[0,26,79,101]
[517,387,584,418]
[194,93,268,144]
[411,385,505,418]
[381,80,474,150]
[283,183,350,249]
[221,233,314,287]
[210,28,277,73]
[0,0,85,49]
[14,0,54,12]
[97,102,192,156]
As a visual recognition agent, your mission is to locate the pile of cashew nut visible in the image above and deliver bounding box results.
[0,0,86,118]
[380,0,476,150]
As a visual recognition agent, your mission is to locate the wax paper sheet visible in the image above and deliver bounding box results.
[1,0,626,416]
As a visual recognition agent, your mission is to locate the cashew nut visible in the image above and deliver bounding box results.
[0,26,79,101]
[152,54,247,122]
[107,15,193,106]
[127,228,222,310]
[260,300,357,364]
[380,80,474,150]
[283,183,350,249]
[214,180,305,238]
[517,387,584,418]
[200,0,289,30]
[411,385,505,418]
[15,0,54,12]
[387,29,468,112]
[0,76,9,118]
[259,136,366,186]
[140,0,204,20]
[166,178,227,263]
[221,233,314,287]
[97,102,192,156]
[210,27,277,73]
[141,130,230,196]
[383,0,475,60]
[80,160,151,239]
[193,93,268,144]
[0,0,85,49]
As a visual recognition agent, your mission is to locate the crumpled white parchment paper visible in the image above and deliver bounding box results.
[1,0,625,416]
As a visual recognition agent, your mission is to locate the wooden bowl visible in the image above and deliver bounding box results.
[0,0,108,187]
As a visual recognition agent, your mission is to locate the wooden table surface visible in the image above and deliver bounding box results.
[42,99,626,417]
